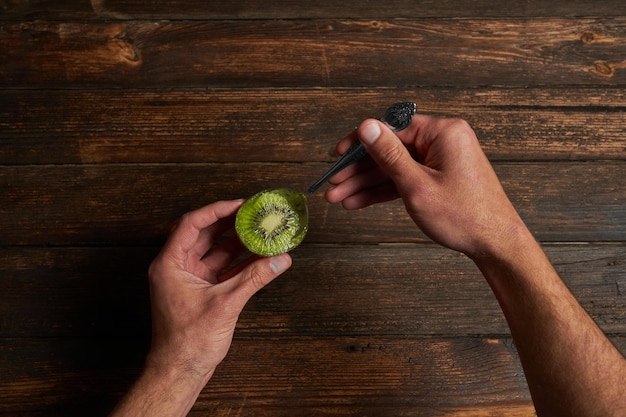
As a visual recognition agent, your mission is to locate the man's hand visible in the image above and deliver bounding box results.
[111,200,291,417]
[327,115,626,416]
[326,116,525,259]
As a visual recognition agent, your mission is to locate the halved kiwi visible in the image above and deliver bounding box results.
[235,188,308,257]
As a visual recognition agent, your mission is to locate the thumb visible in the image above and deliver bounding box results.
[232,253,292,303]
[358,119,422,190]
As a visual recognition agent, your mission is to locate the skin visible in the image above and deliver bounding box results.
[326,116,626,416]
[111,115,626,416]
[110,200,292,417]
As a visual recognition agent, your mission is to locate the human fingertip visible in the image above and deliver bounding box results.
[359,120,382,146]
[324,186,340,204]
[269,253,292,274]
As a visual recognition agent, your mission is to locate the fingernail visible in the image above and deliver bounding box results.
[360,121,381,146]
[270,254,290,274]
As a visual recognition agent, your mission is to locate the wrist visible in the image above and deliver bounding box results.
[143,352,215,389]
[469,219,538,270]
[109,359,212,417]
[468,219,561,313]
[139,361,211,415]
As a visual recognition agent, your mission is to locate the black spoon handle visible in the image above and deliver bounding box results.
[306,102,416,194]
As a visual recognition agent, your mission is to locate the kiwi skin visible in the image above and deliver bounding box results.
[235,188,308,257]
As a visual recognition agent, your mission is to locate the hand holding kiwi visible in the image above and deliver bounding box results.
[235,188,308,257]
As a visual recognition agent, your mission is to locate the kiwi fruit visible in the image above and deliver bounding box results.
[235,188,308,257]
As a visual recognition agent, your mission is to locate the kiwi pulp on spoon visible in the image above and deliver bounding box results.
[235,188,308,257]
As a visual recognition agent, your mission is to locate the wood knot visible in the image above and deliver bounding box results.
[109,37,141,63]
[580,31,596,44]
[593,61,614,77]
[317,24,334,33]
[370,21,383,30]
[346,342,379,353]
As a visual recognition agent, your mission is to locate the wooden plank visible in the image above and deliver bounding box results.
[1,162,624,246]
[2,88,625,165]
[2,0,625,20]
[179,336,534,413]
[1,244,624,338]
[2,19,625,89]
[0,337,146,415]
[1,335,625,415]
[0,246,155,338]
[0,335,531,414]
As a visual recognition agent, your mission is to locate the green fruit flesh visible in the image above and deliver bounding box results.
[235,188,308,257]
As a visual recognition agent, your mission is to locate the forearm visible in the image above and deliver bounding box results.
[110,364,211,417]
[474,224,626,417]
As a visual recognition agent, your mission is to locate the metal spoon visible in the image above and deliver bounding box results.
[306,102,416,194]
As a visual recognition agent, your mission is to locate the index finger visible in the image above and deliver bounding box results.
[335,129,359,156]
[165,199,245,257]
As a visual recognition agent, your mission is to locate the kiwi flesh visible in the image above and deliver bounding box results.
[235,188,308,257]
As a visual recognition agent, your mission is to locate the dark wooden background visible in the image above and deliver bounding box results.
[1,1,625,415]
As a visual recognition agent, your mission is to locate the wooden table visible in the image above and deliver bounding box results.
[1,1,625,415]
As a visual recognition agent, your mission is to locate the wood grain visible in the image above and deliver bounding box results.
[1,162,624,246]
[1,334,625,416]
[2,19,625,89]
[2,0,625,20]
[2,88,625,165]
[0,336,534,414]
[1,245,624,338]
[2,1,625,415]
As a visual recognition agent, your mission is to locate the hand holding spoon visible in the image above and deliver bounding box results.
[306,102,416,194]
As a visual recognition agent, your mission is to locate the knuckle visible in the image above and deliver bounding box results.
[179,212,194,228]
[443,118,476,139]
[376,142,406,169]
[148,257,164,284]
[450,117,470,129]
[447,117,471,130]
[436,117,480,150]
[246,263,271,291]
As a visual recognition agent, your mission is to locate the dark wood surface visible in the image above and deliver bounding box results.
[1,1,625,416]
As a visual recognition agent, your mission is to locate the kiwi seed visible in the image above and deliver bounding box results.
[235,188,308,257]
